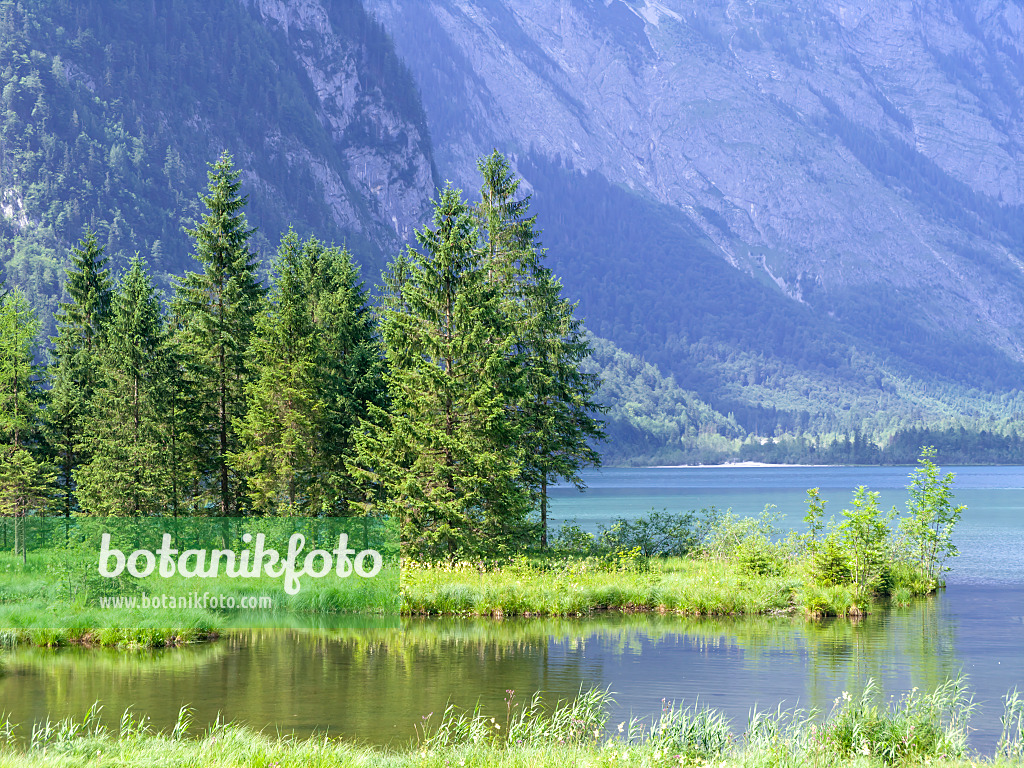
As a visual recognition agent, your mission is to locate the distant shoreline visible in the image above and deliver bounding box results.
[650,461,839,469]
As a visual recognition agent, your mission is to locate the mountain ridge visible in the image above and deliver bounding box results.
[3,0,1024,462]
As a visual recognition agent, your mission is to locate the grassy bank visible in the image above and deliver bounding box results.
[403,453,964,619]
[0,553,931,648]
[1,678,1021,767]
[401,556,796,616]
[400,553,932,618]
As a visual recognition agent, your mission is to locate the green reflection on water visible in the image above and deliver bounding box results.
[0,599,959,745]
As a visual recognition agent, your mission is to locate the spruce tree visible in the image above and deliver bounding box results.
[173,152,266,516]
[0,290,42,452]
[233,230,382,514]
[46,229,113,516]
[0,290,53,546]
[76,257,170,516]
[163,306,207,517]
[353,186,532,558]
[475,151,605,548]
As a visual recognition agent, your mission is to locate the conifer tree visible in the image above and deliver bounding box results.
[233,230,382,514]
[46,229,113,515]
[353,186,532,558]
[163,306,207,517]
[76,257,170,516]
[0,290,53,543]
[0,290,42,452]
[475,151,605,548]
[173,152,266,515]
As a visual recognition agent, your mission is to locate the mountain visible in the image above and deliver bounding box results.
[364,0,1024,441]
[0,0,436,332]
[4,0,1024,463]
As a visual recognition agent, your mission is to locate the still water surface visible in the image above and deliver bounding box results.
[1,466,1021,750]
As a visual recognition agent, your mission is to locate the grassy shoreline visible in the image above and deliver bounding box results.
[0,553,935,649]
[400,555,931,619]
[0,678,1020,767]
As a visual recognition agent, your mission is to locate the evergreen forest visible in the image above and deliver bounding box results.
[0,150,605,560]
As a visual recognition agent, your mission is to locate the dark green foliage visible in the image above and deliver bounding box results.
[810,537,852,586]
[550,508,721,560]
[233,230,383,514]
[551,519,598,555]
[0,289,52,520]
[595,510,714,558]
[354,185,533,558]
[162,303,210,517]
[172,153,266,515]
[75,256,170,515]
[0,289,44,451]
[45,229,112,514]
[474,151,605,547]
[735,535,786,577]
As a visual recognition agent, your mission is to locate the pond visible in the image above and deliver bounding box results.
[1,466,1021,751]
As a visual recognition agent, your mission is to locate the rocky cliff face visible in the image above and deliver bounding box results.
[245,0,436,247]
[0,0,436,320]
[365,0,1024,360]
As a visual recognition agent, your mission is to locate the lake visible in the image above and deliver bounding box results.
[1,466,1021,751]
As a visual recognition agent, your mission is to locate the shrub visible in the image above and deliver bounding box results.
[810,535,851,586]
[735,534,785,577]
[700,506,779,561]
[596,508,719,557]
[551,520,596,555]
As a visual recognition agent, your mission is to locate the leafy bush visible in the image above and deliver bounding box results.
[810,535,851,586]
[551,520,596,555]
[700,506,779,561]
[596,508,719,557]
[735,534,785,577]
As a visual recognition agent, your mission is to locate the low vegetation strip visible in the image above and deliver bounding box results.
[0,678,1021,767]
[0,451,964,634]
[402,450,961,618]
[400,557,797,617]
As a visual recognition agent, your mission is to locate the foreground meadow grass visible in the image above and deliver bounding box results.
[1,678,1022,767]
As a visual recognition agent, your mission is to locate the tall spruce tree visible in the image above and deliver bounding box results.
[163,305,207,517]
[0,290,53,547]
[233,230,382,514]
[76,257,170,516]
[353,186,532,558]
[46,229,113,516]
[173,152,266,515]
[475,151,605,548]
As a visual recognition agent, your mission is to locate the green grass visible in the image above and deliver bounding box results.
[0,547,399,647]
[0,546,939,642]
[0,677,1018,767]
[400,546,948,619]
[402,556,819,617]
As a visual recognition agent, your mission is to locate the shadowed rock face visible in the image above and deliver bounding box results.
[246,0,437,250]
[0,0,438,302]
[365,0,1024,359]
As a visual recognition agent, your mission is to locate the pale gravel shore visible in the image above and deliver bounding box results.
[651,461,838,469]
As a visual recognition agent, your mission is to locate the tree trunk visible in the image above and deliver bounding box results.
[541,476,548,549]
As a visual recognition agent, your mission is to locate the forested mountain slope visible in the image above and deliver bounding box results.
[365,0,1024,439]
[0,0,436,333]
[4,0,1024,462]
